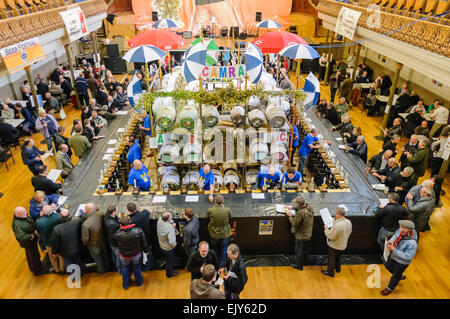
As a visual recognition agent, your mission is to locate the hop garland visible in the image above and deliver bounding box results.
[137,85,306,112]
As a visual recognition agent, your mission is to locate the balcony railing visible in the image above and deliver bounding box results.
[0,0,107,48]
[317,0,450,57]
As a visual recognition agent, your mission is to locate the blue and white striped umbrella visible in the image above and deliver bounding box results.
[154,19,178,29]
[303,72,321,112]
[245,43,263,84]
[279,44,320,60]
[122,45,167,63]
[181,42,208,83]
[257,19,281,29]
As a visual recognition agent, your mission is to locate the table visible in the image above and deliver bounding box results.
[398,112,433,121]
[61,108,386,264]
[353,83,373,89]
[4,119,24,128]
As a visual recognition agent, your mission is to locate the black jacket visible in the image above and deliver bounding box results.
[397,174,418,204]
[324,108,340,125]
[377,165,401,192]
[224,254,248,294]
[61,80,73,97]
[107,99,121,113]
[382,140,397,154]
[95,91,108,106]
[104,214,120,247]
[368,151,390,171]
[0,122,20,144]
[50,219,81,257]
[114,224,149,258]
[337,121,354,136]
[375,202,409,232]
[186,250,219,281]
[31,175,62,195]
[82,126,95,143]
[129,209,152,244]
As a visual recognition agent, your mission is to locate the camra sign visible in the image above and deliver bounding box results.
[200,64,246,80]
[59,7,88,42]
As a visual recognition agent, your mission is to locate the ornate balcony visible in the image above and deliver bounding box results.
[317,0,449,58]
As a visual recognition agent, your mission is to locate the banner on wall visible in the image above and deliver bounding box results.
[0,37,46,74]
[335,7,361,40]
[130,0,293,33]
[59,7,89,42]
[200,64,246,80]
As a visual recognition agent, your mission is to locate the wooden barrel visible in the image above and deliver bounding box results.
[211,169,223,187]
[159,141,180,163]
[280,99,291,114]
[161,168,180,191]
[245,168,259,187]
[183,170,200,190]
[183,142,202,163]
[265,104,286,128]
[179,101,199,130]
[270,142,287,161]
[248,109,265,128]
[156,104,177,130]
[202,105,220,128]
[247,95,261,111]
[230,105,245,127]
[224,168,240,191]
[249,138,269,162]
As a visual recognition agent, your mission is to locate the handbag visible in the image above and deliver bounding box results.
[59,107,67,120]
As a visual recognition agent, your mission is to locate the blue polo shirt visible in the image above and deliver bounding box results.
[127,140,142,164]
[298,134,319,156]
[199,167,215,191]
[143,115,151,136]
[281,171,302,184]
[289,126,299,148]
[257,171,281,188]
[128,165,151,190]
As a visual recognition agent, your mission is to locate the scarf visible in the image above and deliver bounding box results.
[394,230,413,247]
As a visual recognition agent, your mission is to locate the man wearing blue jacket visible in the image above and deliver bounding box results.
[126,137,142,164]
[289,119,300,166]
[381,220,418,296]
[29,190,59,220]
[128,159,151,191]
[256,165,281,190]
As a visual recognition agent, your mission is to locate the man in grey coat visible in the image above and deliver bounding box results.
[322,207,352,277]
[405,184,435,233]
[157,212,177,278]
[181,208,199,257]
[286,196,314,270]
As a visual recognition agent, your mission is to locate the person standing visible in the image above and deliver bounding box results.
[54,126,72,158]
[394,167,418,205]
[429,103,449,138]
[12,207,43,276]
[318,53,327,81]
[69,127,92,158]
[35,109,59,153]
[405,186,435,234]
[339,73,353,105]
[181,208,200,257]
[75,72,90,107]
[55,144,74,179]
[206,195,232,267]
[31,165,62,195]
[403,138,430,178]
[157,212,178,278]
[35,205,64,273]
[289,118,300,166]
[298,128,331,176]
[126,137,142,164]
[198,164,215,202]
[127,159,151,191]
[127,203,153,271]
[114,214,149,290]
[50,209,82,272]
[285,196,314,270]
[381,220,418,296]
[322,207,352,277]
[218,243,248,299]
[77,203,110,273]
[190,264,225,299]
[186,241,219,281]
[104,205,121,273]
[329,70,343,103]
[375,192,409,251]
[430,133,448,175]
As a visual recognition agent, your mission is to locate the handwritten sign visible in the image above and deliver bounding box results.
[335,7,362,40]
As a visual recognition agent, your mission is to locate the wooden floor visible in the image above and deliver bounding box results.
[0,76,449,299]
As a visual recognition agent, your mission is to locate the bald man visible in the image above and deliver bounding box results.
[12,207,43,276]
[373,158,402,192]
[199,164,215,201]
[128,159,151,191]
[256,165,281,190]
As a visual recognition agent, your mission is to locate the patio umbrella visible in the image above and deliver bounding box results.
[245,43,263,84]
[181,42,208,83]
[279,44,320,60]
[128,29,185,50]
[257,19,281,29]
[122,45,167,63]
[154,18,177,29]
[191,37,219,66]
[252,31,308,54]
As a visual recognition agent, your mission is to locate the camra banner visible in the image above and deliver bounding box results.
[334,7,361,40]
[128,0,292,33]
[0,37,45,74]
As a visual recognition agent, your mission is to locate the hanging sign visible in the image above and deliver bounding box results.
[59,7,89,42]
[335,7,362,41]
[200,64,246,80]
[0,37,45,74]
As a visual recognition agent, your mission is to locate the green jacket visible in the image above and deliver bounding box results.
[406,148,429,177]
[207,205,232,239]
[36,213,61,250]
[289,204,314,241]
[69,134,91,157]
[12,215,36,248]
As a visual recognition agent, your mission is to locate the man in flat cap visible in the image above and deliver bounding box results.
[381,220,418,296]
